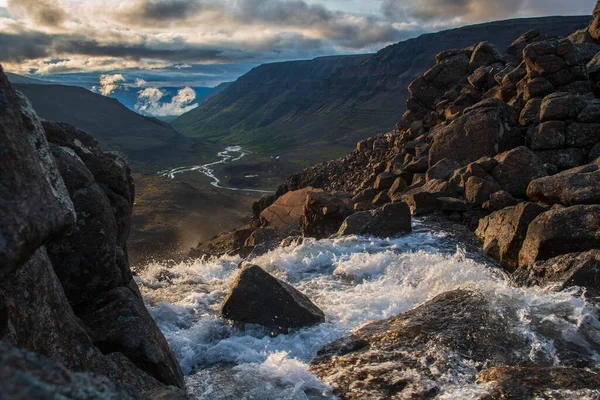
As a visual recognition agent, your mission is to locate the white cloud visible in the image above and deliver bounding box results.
[94,73,126,96]
[135,86,199,116]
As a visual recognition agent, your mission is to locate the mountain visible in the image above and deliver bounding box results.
[6,72,55,85]
[14,83,183,161]
[173,16,591,162]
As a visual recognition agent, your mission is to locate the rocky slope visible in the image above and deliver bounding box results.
[192,4,600,398]
[0,67,186,398]
[173,16,590,161]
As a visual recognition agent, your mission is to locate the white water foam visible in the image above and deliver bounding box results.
[136,221,600,399]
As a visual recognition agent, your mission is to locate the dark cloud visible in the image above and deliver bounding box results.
[7,0,67,27]
[0,31,53,62]
[116,0,219,25]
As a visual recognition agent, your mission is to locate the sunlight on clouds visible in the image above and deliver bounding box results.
[135,86,199,116]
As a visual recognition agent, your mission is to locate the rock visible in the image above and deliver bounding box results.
[310,290,544,400]
[519,98,542,126]
[527,160,600,205]
[482,190,520,212]
[221,264,325,330]
[387,177,408,197]
[512,250,600,298]
[429,99,519,166]
[507,30,543,60]
[589,0,600,41]
[465,176,501,205]
[301,191,353,239]
[491,146,547,197]
[260,187,319,231]
[245,228,281,247]
[519,205,600,266]
[0,73,75,279]
[426,158,461,182]
[337,202,411,238]
[373,172,397,190]
[533,148,589,170]
[404,156,429,173]
[401,179,459,215]
[540,93,588,122]
[523,39,586,86]
[371,190,391,207]
[476,202,545,270]
[566,122,600,148]
[470,41,502,69]
[351,188,376,204]
[477,366,600,399]
[523,78,554,101]
[438,197,472,212]
[527,121,566,150]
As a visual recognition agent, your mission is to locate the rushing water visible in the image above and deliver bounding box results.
[158,146,273,194]
[136,219,600,399]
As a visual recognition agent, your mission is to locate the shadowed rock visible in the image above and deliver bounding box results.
[338,202,412,238]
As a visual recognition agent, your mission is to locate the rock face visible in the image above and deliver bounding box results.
[476,202,545,270]
[0,67,184,395]
[519,205,600,267]
[337,202,412,238]
[221,264,325,330]
[513,250,600,298]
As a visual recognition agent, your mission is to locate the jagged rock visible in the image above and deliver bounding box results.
[519,205,600,266]
[512,250,600,298]
[310,290,560,400]
[301,191,353,239]
[527,159,600,205]
[337,202,411,238]
[426,158,461,182]
[429,99,519,167]
[260,187,319,231]
[477,366,600,399]
[527,121,565,150]
[482,190,520,212]
[466,176,502,205]
[0,73,75,279]
[491,146,547,197]
[221,264,325,330]
[476,202,545,270]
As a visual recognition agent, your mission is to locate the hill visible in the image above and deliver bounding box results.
[173,16,591,163]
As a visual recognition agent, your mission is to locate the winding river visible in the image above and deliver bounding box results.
[158,146,274,194]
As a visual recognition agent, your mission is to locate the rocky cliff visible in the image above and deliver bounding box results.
[173,16,590,161]
[0,68,186,398]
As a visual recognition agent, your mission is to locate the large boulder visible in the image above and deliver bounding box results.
[301,191,353,239]
[429,99,519,167]
[512,250,600,299]
[337,202,412,238]
[491,146,547,197]
[527,159,600,205]
[401,179,459,215]
[260,187,319,231]
[221,264,325,330]
[519,205,600,266]
[476,203,545,270]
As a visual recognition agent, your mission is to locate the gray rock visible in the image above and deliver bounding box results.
[338,202,412,238]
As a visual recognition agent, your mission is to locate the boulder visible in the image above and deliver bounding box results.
[527,121,565,150]
[337,202,412,238]
[429,99,519,166]
[482,190,520,212]
[260,187,319,231]
[491,146,547,197]
[470,41,502,69]
[519,98,542,126]
[512,250,600,298]
[371,190,391,207]
[301,191,353,239]
[426,158,461,182]
[532,148,588,171]
[373,172,397,190]
[539,93,588,122]
[401,179,459,215]
[221,264,325,330]
[527,160,600,205]
[476,202,545,270]
[519,205,600,266]
[589,0,600,41]
[465,176,501,205]
[387,177,408,197]
[566,122,600,148]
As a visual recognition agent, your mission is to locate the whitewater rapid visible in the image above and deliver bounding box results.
[136,219,600,399]
[158,146,274,194]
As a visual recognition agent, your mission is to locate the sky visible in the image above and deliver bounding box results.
[0,0,596,116]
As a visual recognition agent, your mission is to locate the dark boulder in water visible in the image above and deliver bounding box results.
[221,264,325,330]
[337,202,412,238]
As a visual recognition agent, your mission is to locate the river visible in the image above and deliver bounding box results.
[135,218,600,399]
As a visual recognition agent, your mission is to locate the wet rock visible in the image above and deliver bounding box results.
[519,205,600,266]
[245,228,281,247]
[301,191,353,239]
[477,366,600,399]
[527,159,600,205]
[482,190,520,212]
[476,202,545,270]
[337,202,411,238]
[429,99,519,166]
[221,264,325,330]
[512,250,600,298]
[491,146,547,197]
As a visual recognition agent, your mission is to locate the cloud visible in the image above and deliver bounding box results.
[135,86,199,116]
[115,0,218,25]
[7,0,67,27]
[94,73,126,96]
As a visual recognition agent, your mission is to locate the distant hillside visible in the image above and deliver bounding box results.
[7,72,55,85]
[15,84,183,160]
[173,16,590,161]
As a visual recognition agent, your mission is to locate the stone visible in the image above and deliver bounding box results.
[465,176,501,205]
[438,197,472,212]
[519,98,542,126]
[528,121,566,150]
[245,228,281,247]
[512,250,600,298]
[468,66,491,90]
[429,99,519,166]
[221,264,325,330]
[533,148,589,171]
[373,172,397,190]
[566,122,600,148]
[401,179,459,215]
[492,146,547,197]
[519,205,600,266]
[260,187,319,231]
[482,190,520,212]
[523,78,554,101]
[527,160,600,205]
[470,41,502,69]
[337,202,412,238]
[540,93,587,122]
[404,156,429,173]
[301,191,353,239]
[372,191,391,207]
[426,158,461,182]
[351,188,376,204]
[476,202,545,270]
[589,0,600,41]
[507,30,542,60]
[387,177,408,197]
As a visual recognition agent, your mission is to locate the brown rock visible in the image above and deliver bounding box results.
[482,190,519,212]
[338,202,412,238]
[527,121,566,150]
[401,179,459,215]
[426,158,461,182]
[491,146,547,197]
[465,176,501,205]
[527,160,600,205]
[260,187,319,231]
